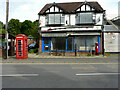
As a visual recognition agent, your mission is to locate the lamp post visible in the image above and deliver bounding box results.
[5,0,9,59]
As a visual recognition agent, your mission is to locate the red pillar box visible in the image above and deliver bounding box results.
[95,42,99,54]
[16,35,28,59]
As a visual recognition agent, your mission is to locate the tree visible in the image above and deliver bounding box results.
[21,20,34,36]
[31,20,39,38]
[0,21,5,34]
[31,20,39,44]
[8,19,21,35]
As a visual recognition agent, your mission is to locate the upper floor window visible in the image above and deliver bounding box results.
[76,13,95,25]
[46,14,65,25]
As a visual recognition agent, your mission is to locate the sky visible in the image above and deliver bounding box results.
[0,0,119,24]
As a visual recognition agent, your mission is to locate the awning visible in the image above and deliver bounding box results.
[42,33,68,37]
[67,32,101,36]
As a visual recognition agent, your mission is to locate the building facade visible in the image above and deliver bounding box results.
[104,18,120,53]
[38,1,105,54]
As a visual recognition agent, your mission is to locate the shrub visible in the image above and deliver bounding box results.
[105,53,111,56]
[28,48,38,53]
[29,49,34,53]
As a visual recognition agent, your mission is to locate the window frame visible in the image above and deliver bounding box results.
[75,12,95,25]
[45,14,65,26]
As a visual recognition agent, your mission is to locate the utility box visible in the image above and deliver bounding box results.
[16,35,28,59]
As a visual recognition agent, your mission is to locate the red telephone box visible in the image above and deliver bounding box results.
[16,35,28,59]
[95,42,99,54]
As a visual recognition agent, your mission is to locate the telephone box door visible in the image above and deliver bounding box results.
[16,39,23,58]
[16,35,28,59]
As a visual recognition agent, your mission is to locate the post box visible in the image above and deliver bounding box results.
[16,35,28,59]
[95,42,99,54]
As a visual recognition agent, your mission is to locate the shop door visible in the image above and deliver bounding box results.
[43,38,51,52]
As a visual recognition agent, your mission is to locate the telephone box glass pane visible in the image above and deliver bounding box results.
[25,40,27,56]
[17,40,23,57]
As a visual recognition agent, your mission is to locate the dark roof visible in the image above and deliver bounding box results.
[0,33,15,39]
[38,1,104,14]
[104,25,120,32]
[112,19,120,30]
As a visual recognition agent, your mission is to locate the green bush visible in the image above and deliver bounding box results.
[34,48,38,53]
[105,53,111,56]
[87,54,91,56]
[28,48,38,53]
[29,49,34,53]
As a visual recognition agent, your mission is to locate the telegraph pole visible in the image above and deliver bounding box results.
[5,0,9,59]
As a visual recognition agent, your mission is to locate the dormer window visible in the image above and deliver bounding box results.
[76,13,95,25]
[45,14,65,26]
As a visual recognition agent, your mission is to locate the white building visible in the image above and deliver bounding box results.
[38,1,105,54]
[104,18,120,53]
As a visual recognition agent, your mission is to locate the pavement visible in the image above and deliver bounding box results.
[0,54,119,64]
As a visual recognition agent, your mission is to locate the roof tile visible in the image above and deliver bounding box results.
[38,1,104,14]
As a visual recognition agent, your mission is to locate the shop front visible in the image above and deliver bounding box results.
[41,34,102,54]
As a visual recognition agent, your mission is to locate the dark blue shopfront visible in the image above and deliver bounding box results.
[41,36,101,53]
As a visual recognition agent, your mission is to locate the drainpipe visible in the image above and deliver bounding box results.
[102,26,105,56]
[102,11,105,56]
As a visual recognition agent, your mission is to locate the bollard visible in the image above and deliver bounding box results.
[75,44,77,56]
[90,49,92,56]
[103,49,105,56]
[49,48,51,56]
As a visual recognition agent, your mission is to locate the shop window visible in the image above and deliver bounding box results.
[51,38,66,50]
[44,46,49,51]
[67,37,73,51]
[87,36,98,50]
[44,38,49,44]
[76,36,86,50]
[76,36,98,51]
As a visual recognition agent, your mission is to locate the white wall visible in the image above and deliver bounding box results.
[39,16,45,27]
[95,13,103,25]
[65,14,70,26]
[104,33,120,52]
[70,14,75,25]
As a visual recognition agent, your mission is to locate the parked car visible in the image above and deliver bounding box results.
[28,43,39,51]
[29,43,36,48]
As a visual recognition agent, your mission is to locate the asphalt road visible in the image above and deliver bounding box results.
[1,57,119,88]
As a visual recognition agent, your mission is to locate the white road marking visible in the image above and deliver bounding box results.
[0,74,39,77]
[76,73,120,76]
